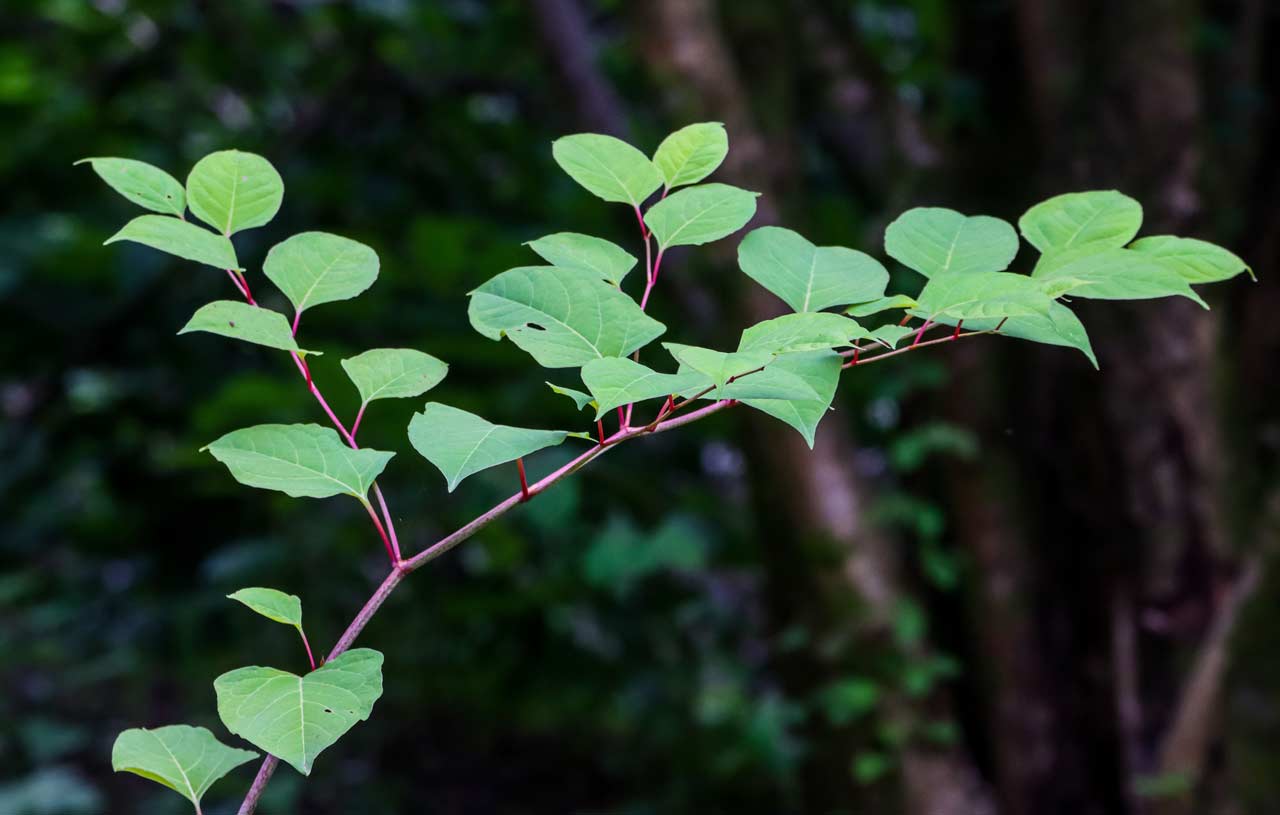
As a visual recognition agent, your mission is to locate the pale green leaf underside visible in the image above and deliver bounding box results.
[179,301,312,354]
[341,348,448,405]
[552,133,662,206]
[526,232,637,286]
[214,648,383,776]
[264,231,379,315]
[546,382,596,412]
[186,149,284,236]
[738,226,888,312]
[1129,235,1252,284]
[468,265,665,368]
[1019,190,1142,253]
[1032,247,1207,307]
[884,208,1019,279]
[580,357,708,420]
[653,122,728,189]
[203,423,393,500]
[408,402,569,492]
[112,725,257,809]
[737,350,843,448]
[737,312,873,355]
[106,215,240,270]
[228,587,303,629]
[930,303,1097,368]
[664,343,774,391]
[913,272,1054,322]
[846,295,918,317]
[77,157,186,216]
[644,183,759,249]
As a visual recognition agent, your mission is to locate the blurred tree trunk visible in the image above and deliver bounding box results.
[638,2,993,814]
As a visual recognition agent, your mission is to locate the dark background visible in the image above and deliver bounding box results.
[2,1,1279,813]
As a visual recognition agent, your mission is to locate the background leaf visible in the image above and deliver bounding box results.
[76,157,185,216]
[106,215,239,270]
[738,226,888,312]
[468,265,665,367]
[341,348,448,405]
[408,403,570,492]
[551,133,662,206]
[227,587,303,629]
[111,725,257,810]
[203,423,393,500]
[214,649,383,776]
[178,301,310,353]
[263,231,380,316]
[186,149,284,236]
[643,183,759,249]
[653,122,728,189]
[1018,190,1142,253]
[884,208,1019,279]
[526,232,637,286]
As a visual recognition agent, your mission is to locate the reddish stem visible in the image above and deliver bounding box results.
[596,419,605,446]
[517,457,530,502]
[953,319,964,340]
[899,313,913,326]
[299,629,317,670]
[617,406,627,430]
[225,269,248,297]
[911,320,933,348]
[351,402,369,440]
[362,500,398,565]
[237,271,256,305]
[291,310,302,337]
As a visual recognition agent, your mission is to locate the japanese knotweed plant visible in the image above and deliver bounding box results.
[83,124,1249,813]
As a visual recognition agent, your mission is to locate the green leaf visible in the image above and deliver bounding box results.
[737,312,871,355]
[76,157,186,216]
[186,149,284,236]
[845,295,918,317]
[526,232,637,286]
[1031,247,1207,307]
[1129,235,1252,284]
[106,215,240,270]
[884,207,1019,279]
[551,133,662,206]
[112,725,257,811]
[203,423,393,501]
[468,265,665,367]
[215,648,383,776]
[580,357,708,420]
[738,226,889,312]
[865,324,915,348]
[736,350,842,448]
[546,382,596,412]
[263,232,379,316]
[912,272,1054,322]
[341,348,448,405]
[653,122,728,190]
[227,587,303,629]
[179,301,314,354]
[663,343,774,392]
[643,183,760,249]
[408,403,570,492]
[930,303,1097,367]
[1018,190,1142,253]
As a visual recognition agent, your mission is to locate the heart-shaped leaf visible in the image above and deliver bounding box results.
[884,208,1019,279]
[179,301,315,354]
[739,226,889,312]
[912,272,1054,322]
[526,232,637,286]
[1129,235,1252,284]
[112,725,258,811]
[1018,190,1141,253]
[186,150,284,236]
[264,232,379,316]
[580,357,709,420]
[1031,247,1207,307]
[408,403,570,492]
[341,348,448,405]
[552,133,662,206]
[215,649,383,776]
[644,183,759,249]
[77,157,186,216]
[653,122,728,190]
[203,423,394,501]
[468,265,665,368]
[106,215,240,270]
[735,350,843,448]
[737,312,873,355]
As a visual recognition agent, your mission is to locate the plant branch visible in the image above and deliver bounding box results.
[234,320,991,814]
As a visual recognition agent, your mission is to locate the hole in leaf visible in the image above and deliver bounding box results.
[525,323,547,332]
[324,708,333,714]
